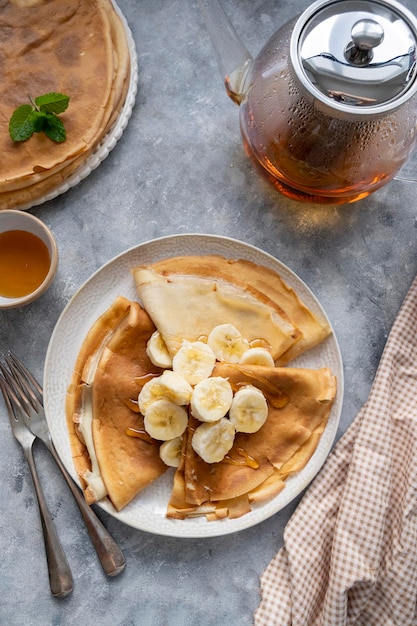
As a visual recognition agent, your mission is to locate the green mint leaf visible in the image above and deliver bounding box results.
[33,111,48,132]
[42,113,66,142]
[9,92,69,143]
[35,92,70,114]
[9,104,37,141]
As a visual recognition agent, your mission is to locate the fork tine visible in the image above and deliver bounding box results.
[0,364,31,417]
[3,354,42,414]
[0,371,19,421]
[7,351,43,401]
[0,361,34,417]
[0,367,39,438]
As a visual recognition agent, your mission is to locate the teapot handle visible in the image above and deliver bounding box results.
[199,0,252,103]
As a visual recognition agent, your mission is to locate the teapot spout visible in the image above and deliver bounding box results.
[199,0,252,104]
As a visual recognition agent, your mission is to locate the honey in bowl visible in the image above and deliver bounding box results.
[0,229,51,298]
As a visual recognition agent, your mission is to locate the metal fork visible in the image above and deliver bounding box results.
[0,368,73,597]
[1,353,125,578]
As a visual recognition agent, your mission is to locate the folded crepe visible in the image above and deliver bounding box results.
[137,255,331,365]
[0,0,131,209]
[167,362,337,520]
[66,297,167,511]
[132,264,301,362]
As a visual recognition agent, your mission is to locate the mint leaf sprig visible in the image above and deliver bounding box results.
[9,92,70,143]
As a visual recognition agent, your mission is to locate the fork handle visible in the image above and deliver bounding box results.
[47,442,125,577]
[24,449,73,597]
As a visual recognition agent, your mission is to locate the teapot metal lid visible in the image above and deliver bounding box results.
[291,0,417,117]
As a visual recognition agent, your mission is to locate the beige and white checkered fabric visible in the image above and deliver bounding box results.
[255,276,417,626]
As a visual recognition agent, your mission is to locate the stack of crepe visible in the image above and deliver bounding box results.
[66,255,337,520]
[0,0,131,210]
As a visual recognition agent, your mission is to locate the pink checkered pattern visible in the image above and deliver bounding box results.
[255,276,417,626]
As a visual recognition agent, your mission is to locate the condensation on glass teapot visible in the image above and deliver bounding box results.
[199,0,417,204]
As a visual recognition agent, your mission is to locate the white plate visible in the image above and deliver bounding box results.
[16,1,138,212]
[44,234,344,538]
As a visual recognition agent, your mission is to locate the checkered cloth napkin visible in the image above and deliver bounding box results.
[254,275,417,626]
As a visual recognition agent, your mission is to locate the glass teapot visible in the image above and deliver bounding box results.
[199,0,417,204]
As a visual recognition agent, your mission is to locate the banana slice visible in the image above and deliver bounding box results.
[159,370,193,405]
[172,340,216,385]
[146,330,173,368]
[144,398,188,441]
[191,418,236,463]
[138,376,165,414]
[159,436,183,467]
[190,376,233,422]
[229,385,268,433]
[239,347,275,367]
[207,323,250,363]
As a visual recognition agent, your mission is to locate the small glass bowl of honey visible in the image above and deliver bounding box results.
[0,210,58,309]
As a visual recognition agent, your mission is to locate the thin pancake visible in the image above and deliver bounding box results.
[167,363,336,519]
[66,298,167,511]
[101,0,131,132]
[92,303,167,511]
[132,266,300,361]
[151,255,331,365]
[0,147,95,210]
[66,296,132,498]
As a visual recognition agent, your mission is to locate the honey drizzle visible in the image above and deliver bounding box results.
[231,369,289,409]
[249,338,272,351]
[134,372,160,384]
[126,373,160,415]
[125,426,156,445]
[224,447,260,469]
[123,398,140,413]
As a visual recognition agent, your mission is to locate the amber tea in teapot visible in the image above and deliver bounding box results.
[200,0,417,204]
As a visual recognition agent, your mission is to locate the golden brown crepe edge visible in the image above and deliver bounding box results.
[65,296,132,502]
